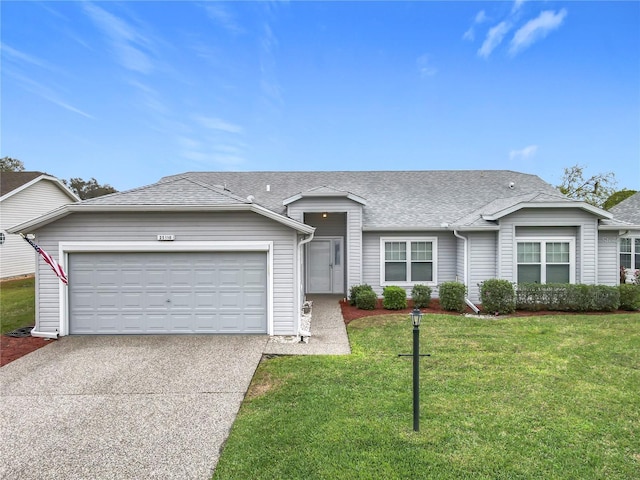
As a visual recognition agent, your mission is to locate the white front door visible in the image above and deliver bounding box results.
[306,237,344,294]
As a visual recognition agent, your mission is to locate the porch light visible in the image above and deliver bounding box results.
[322,212,328,218]
[411,307,423,327]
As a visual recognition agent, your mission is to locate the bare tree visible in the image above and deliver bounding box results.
[556,164,617,208]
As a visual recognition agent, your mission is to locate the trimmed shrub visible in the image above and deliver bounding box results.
[439,282,466,313]
[355,289,377,310]
[479,279,515,315]
[349,284,374,306]
[382,286,407,310]
[516,284,620,312]
[619,284,640,311]
[411,284,432,308]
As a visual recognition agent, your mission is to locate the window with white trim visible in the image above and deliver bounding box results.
[620,238,640,270]
[516,238,575,284]
[381,237,436,285]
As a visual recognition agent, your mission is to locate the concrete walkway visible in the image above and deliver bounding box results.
[264,294,351,355]
[0,295,350,480]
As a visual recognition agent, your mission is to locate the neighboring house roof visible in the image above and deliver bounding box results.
[0,171,79,202]
[610,192,640,225]
[7,169,616,234]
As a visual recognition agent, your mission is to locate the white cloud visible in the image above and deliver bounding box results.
[475,10,488,24]
[462,10,488,41]
[83,3,155,74]
[512,0,527,14]
[204,4,244,34]
[509,145,539,160]
[195,116,244,134]
[478,21,511,58]
[509,9,568,56]
[416,54,437,78]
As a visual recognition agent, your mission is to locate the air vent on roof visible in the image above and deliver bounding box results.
[247,195,255,203]
[509,182,515,189]
[266,184,271,192]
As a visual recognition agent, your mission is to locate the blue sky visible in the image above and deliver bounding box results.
[2,1,639,192]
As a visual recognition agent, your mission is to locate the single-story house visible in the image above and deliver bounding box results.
[7,170,638,338]
[610,191,640,283]
[1,171,79,279]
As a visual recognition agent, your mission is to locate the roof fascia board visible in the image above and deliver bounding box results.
[599,225,640,231]
[482,202,613,221]
[7,203,314,234]
[283,191,367,206]
[0,175,80,203]
[362,225,500,232]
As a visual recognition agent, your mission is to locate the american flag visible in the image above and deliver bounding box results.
[22,235,68,285]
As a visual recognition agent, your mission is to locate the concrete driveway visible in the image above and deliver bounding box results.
[0,335,268,480]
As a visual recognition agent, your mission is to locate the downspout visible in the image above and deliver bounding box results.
[453,229,480,314]
[297,231,315,338]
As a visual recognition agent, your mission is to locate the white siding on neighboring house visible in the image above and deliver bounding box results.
[31,211,298,336]
[287,197,363,292]
[497,208,599,285]
[362,231,457,298]
[1,180,75,278]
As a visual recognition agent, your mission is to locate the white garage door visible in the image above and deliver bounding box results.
[69,252,267,334]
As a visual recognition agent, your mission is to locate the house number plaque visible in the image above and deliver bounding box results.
[157,235,175,241]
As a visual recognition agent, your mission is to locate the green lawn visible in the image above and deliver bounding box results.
[0,277,35,334]
[214,313,640,479]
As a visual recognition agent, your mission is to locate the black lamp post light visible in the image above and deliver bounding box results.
[399,307,430,432]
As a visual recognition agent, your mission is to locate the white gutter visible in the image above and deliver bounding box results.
[453,229,480,314]
[30,329,59,339]
[297,231,315,338]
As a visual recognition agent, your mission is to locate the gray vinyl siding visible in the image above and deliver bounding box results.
[498,208,599,285]
[468,231,498,303]
[362,231,457,298]
[32,211,297,336]
[597,230,621,286]
[1,181,75,278]
[288,198,363,292]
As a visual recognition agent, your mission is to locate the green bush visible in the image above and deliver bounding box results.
[439,282,466,313]
[516,284,620,312]
[411,284,432,308]
[355,289,378,310]
[479,279,515,314]
[619,284,640,311]
[349,284,374,306]
[382,286,407,310]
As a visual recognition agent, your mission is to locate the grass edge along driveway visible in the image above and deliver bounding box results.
[214,313,639,480]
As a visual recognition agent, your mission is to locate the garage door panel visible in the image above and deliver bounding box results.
[69,252,267,334]
[244,314,266,332]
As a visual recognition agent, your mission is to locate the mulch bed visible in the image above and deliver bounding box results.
[339,298,636,324]
[1,333,55,367]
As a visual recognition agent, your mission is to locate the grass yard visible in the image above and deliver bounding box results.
[0,277,35,334]
[214,313,640,480]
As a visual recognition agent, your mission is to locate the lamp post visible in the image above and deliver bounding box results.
[410,307,423,432]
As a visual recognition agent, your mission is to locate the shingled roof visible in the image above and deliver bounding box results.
[0,171,46,196]
[160,170,590,229]
[610,191,640,225]
[0,171,78,202]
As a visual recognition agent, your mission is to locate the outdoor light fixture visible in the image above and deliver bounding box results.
[411,307,423,327]
[322,212,328,218]
[398,307,429,432]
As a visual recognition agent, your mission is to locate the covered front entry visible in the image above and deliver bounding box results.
[68,251,267,334]
[306,237,344,294]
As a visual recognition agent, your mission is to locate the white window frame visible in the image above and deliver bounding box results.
[380,237,437,286]
[515,237,576,284]
[619,237,640,269]
[619,237,640,284]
